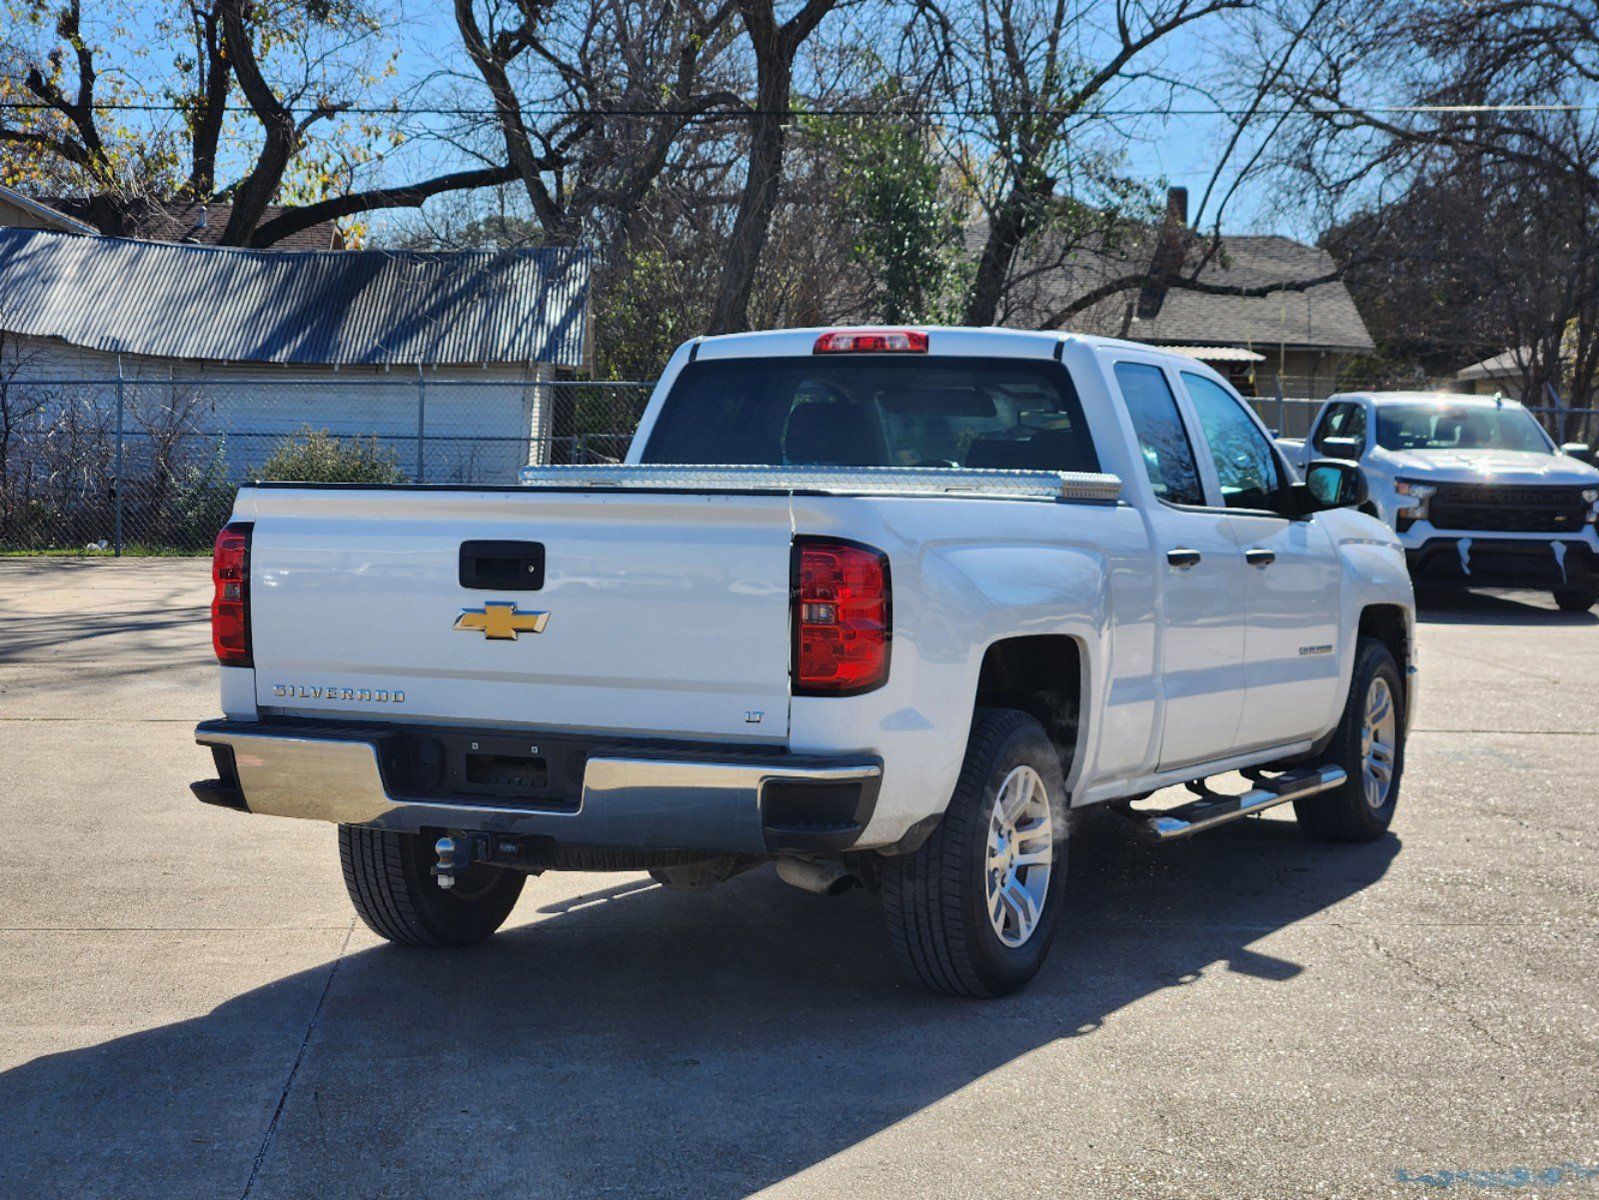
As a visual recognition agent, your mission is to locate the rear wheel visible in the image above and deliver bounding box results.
[1294,637,1404,843]
[881,709,1068,998]
[339,826,525,946]
[1553,585,1599,613]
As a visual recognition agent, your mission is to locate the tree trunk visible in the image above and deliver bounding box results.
[85,194,131,237]
[185,7,231,199]
[217,0,298,244]
[963,190,1031,327]
[708,58,792,334]
[220,120,294,245]
[453,0,567,237]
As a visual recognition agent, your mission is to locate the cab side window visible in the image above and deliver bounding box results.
[1113,362,1205,506]
[1344,403,1367,447]
[1181,372,1284,511]
[1313,403,1352,453]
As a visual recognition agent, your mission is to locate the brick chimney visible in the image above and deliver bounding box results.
[1165,186,1188,227]
[1136,186,1191,320]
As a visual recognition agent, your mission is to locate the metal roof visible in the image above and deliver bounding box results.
[0,228,589,367]
[1160,344,1267,363]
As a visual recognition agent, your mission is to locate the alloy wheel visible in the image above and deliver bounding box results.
[1361,676,1398,809]
[984,764,1054,947]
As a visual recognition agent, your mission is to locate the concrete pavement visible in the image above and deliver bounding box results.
[1,558,1595,1199]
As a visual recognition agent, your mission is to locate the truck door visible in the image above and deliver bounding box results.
[1179,372,1344,749]
[1111,361,1250,770]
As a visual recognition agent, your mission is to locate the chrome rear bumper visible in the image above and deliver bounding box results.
[193,719,881,854]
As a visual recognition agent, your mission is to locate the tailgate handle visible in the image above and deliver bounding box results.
[459,540,545,590]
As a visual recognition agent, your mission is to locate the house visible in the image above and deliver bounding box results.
[45,197,346,250]
[1003,189,1375,398]
[1453,349,1548,400]
[0,185,97,235]
[0,228,590,482]
[0,184,344,250]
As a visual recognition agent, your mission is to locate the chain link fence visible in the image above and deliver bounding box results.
[2,373,1593,555]
[0,375,655,553]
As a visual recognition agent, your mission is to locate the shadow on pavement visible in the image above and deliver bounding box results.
[1414,585,1596,626]
[0,812,1397,1199]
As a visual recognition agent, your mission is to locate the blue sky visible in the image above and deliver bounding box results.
[58,0,1292,238]
[378,0,1293,236]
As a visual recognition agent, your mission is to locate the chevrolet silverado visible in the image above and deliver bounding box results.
[193,327,1416,997]
[1281,391,1599,612]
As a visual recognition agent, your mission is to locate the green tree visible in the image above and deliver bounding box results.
[808,90,967,323]
[591,247,720,381]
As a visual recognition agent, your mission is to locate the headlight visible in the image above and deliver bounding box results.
[1582,487,1598,504]
[1394,478,1436,519]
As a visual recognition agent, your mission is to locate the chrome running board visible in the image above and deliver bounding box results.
[1134,764,1347,843]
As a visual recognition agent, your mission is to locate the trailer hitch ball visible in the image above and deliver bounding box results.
[432,834,484,889]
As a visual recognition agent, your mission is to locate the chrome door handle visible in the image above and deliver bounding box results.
[1166,548,1202,570]
[1245,548,1276,567]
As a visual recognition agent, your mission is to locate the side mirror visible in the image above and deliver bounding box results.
[1292,459,1369,517]
[1318,435,1362,461]
[1561,441,1595,465]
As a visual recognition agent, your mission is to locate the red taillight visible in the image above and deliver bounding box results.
[813,329,928,354]
[794,539,890,695]
[212,522,253,667]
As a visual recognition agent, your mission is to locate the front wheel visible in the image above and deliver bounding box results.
[339,826,525,946]
[881,709,1069,998]
[1553,585,1599,613]
[1294,637,1405,842]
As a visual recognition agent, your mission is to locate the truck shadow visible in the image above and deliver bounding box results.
[1,812,1397,1199]
[1414,585,1597,626]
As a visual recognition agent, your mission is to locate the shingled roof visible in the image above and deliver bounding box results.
[45,197,343,251]
[0,228,589,368]
[1002,226,1374,354]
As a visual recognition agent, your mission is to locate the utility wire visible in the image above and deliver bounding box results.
[2,101,1598,118]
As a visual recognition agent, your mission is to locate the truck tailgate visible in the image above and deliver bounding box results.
[238,487,796,741]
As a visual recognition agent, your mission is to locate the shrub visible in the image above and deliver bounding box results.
[160,440,238,551]
[259,427,405,484]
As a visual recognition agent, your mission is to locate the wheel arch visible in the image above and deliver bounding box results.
[973,635,1086,790]
[1358,603,1410,676]
[1358,603,1414,730]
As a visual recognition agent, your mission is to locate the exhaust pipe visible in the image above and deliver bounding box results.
[775,857,859,897]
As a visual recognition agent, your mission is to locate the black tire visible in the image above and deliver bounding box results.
[1553,586,1599,614]
[1294,637,1404,843]
[338,825,525,947]
[881,708,1069,998]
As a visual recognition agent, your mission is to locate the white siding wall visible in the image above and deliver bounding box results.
[2,334,556,483]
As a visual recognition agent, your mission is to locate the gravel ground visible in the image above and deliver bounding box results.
[1,558,1595,1200]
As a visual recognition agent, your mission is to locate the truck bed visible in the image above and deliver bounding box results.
[235,466,1122,743]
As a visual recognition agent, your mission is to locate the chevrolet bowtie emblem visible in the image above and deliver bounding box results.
[453,602,550,640]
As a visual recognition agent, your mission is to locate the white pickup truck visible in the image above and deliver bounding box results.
[1281,391,1599,612]
[193,327,1416,997]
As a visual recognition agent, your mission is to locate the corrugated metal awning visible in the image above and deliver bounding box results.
[1159,344,1267,363]
[0,228,589,367]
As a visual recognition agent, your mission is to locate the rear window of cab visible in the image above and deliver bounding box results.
[640,356,1101,474]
